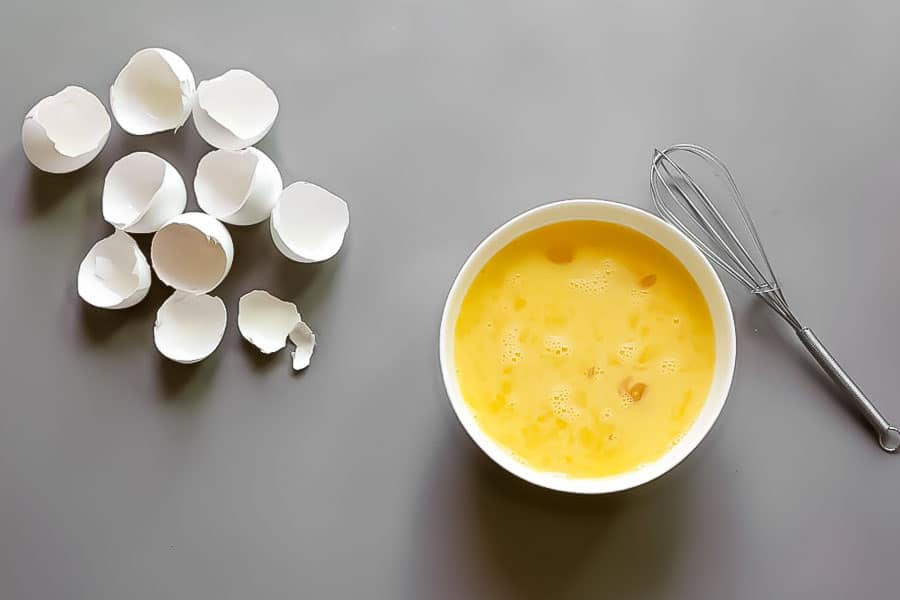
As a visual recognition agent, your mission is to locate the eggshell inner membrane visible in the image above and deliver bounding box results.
[22,86,111,173]
[289,321,316,371]
[154,292,226,363]
[197,70,278,141]
[196,149,258,218]
[272,183,349,262]
[237,290,301,354]
[77,230,150,309]
[103,152,167,228]
[35,87,110,157]
[111,49,194,134]
[103,152,187,233]
[152,222,229,293]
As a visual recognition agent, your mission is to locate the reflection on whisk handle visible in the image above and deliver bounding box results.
[797,328,900,453]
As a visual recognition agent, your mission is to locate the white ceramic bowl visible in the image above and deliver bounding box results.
[439,200,736,494]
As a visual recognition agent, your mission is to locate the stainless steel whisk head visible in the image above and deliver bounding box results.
[650,145,800,330]
[650,143,899,453]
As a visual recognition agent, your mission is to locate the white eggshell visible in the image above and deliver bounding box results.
[270,182,349,263]
[150,212,234,294]
[154,291,226,364]
[192,69,278,150]
[102,152,186,233]
[77,230,151,309]
[110,48,196,135]
[237,290,301,354]
[289,321,316,371]
[22,86,111,174]
[195,147,282,225]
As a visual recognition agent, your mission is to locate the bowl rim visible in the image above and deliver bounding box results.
[439,199,736,494]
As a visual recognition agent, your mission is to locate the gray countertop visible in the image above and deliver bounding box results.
[1,2,898,598]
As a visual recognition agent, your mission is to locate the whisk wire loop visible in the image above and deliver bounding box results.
[649,143,897,452]
[650,145,801,331]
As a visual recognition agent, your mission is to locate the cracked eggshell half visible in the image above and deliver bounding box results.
[22,86,111,173]
[77,230,151,309]
[195,147,282,225]
[150,212,234,294]
[237,290,301,354]
[110,48,195,135]
[270,182,349,263]
[154,291,226,364]
[102,152,186,233]
[289,321,316,371]
[192,69,278,150]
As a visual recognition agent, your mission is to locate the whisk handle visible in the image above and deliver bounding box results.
[797,328,899,453]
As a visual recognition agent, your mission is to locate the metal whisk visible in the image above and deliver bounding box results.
[650,143,899,453]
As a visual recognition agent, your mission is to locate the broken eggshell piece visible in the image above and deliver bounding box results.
[102,152,186,233]
[110,48,196,135]
[195,147,282,225]
[237,290,301,354]
[77,230,151,309]
[192,69,278,150]
[154,291,226,364]
[22,86,111,173]
[150,212,234,294]
[270,182,349,263]
[289,321,316,371]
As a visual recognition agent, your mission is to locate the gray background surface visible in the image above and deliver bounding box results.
[1,1,899,598]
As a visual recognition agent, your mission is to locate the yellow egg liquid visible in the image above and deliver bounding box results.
[454,220,716,478]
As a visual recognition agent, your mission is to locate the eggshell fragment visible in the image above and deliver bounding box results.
[110,48,196,135]
[102,152,186,233]
[237,290,301,353]
[77,230,151,309]
[270,182,349,263]
[22,86,111,173]
[154,291,226,364]
[192,69,278,150]
[151,212,234,294]
[195,148,282,225]
[289,321,316,371]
